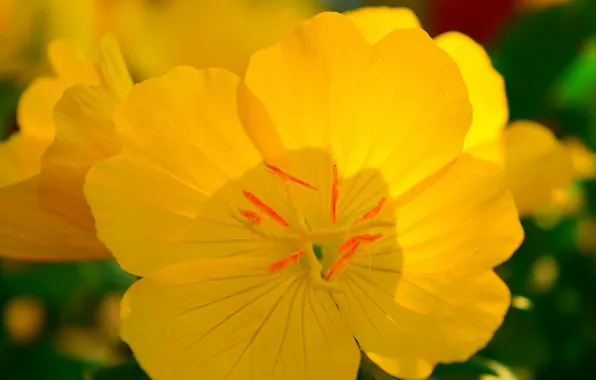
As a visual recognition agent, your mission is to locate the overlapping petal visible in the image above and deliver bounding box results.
[333,155,522,378]
[345,7,420,44]
[243,12,472,200]
[39,35,132,230]
[121,258,359,380]
[435,32,509,165]
[85,67,269,275]
[0,36,129,261]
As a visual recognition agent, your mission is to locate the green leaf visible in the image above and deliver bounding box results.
[491,2,590,121]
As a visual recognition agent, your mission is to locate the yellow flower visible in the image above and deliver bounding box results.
[85,10,523,380]
[0,35,132,261]
[350,8,582,222]
[0,0,129,82]
[119,0,318,78]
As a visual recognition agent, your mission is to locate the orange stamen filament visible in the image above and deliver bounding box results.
[331,164,339,224]
[324,242,360,281]
[337,233,383,252]
[239,209,261,225]
[269,250,304,272]
[265,163,318,190]
[243,190,290,227]
[356,197,387,224]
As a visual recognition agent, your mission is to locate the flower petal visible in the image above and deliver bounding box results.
[16,77,63,141]
[47,40,100,87]
[345,6,421,44]
[435,32,509,165]
[121,258,359,380]
[336,268,511,379]
[333,155,521,376]
[85,66,268,276]
[366,352,434,380]
[503,121,575,216]
[0,134,48,186]
[243,12,472,199]
[39,35,132,231]
[397,154,523,274]
[0,176,109,260]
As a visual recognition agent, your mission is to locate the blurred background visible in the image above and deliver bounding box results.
[1,0,596,379]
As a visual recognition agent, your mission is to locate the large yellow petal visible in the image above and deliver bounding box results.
[0,176,109,260]
[39,35,132,231]
[503,121,575,216]
[121,258,359,380]
[333,155,521,377]
[435,32,509,165]
[345,6,421,44]
[243,12,472,199]
[85,66,269,276]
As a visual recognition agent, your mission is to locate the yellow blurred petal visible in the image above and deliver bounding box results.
[48,40,101,88]
[122,0,316,78]
[563,138,596,179]
[85,66,265,276]
[435,32,509,165]
[0,176,110,260]
[333,156,519,372]
[504,121,575,216]
[0,134,48,186]
[39,35,132,231]
[121,258,359,380]
[16,77,63,140]
[244,12,472,198]
[345,6,421,44]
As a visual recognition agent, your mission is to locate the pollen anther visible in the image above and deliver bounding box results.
[242,190,290,227]
[269,250,304,272]
[331,164,339,224]
[265,163,318,190]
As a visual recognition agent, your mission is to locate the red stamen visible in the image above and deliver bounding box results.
[239,209,261,225]
[242,190,290,227]
[337,237,357,252]
[356,197,387,224]
[331,164,339,224]
[269,250,304,272]
[324,242,360,281]
[265,163,318,190]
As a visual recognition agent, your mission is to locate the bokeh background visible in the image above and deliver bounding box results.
[1,0,596,379]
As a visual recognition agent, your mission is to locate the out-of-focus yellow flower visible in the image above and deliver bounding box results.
[0,35,132,261]
[354,7,587,223]
[119,0,318,78]
[3,296,45,344]
[85,10,522,380]
[0,0,131,82]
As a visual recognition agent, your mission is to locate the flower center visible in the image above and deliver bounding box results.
[233,160,393,290]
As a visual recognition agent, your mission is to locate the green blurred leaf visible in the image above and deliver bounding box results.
[557,39,596,109]
[492,2,590,121]
[0,340,99,380]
